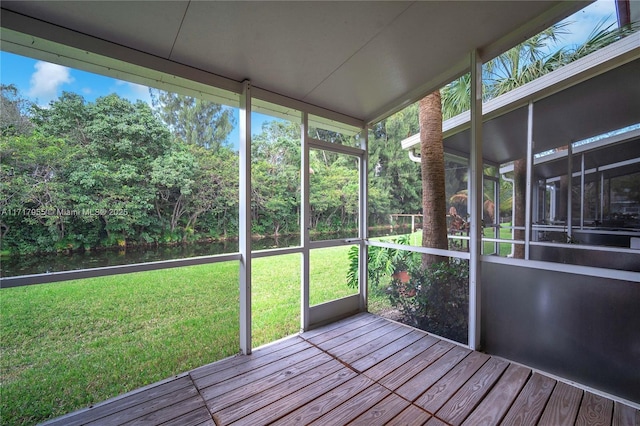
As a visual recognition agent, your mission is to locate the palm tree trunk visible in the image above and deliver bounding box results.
[420,91,448,268]
[513,158,526,259]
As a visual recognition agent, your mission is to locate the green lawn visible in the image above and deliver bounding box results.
[1,247,361,425]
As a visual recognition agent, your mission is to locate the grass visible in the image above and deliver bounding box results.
[1,263,240,425]
[2,234,506,425]
[1,247,360,425]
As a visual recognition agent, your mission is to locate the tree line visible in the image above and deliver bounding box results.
[0,84,430,255]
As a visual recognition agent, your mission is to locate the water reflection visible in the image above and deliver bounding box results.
[2,229,404,277]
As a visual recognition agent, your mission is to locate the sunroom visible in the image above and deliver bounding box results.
[1,1,639,425]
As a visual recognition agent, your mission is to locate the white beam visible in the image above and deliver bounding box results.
[239,81,252,354]
[567,143,573,239]
[525,102,534,260]
[469,50,483,350]
[300,112,311,332]
[359,128,369,312]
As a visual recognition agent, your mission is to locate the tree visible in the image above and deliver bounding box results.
[251,121,300,236]
[150,89,235,151]
[419,92,449,267]
[1,84,34,136]
[368,105,422,227]
[420,19,637,261]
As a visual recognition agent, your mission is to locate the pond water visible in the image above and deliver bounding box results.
[1,228,405,278]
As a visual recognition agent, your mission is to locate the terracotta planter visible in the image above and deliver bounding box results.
[392,270,410,284]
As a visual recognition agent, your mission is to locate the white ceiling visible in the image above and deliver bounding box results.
[1,1,588,123]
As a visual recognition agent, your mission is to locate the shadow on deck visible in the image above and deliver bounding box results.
[43,313,639,425]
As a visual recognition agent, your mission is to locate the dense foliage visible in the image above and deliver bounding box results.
[1,87,238,253]
[387,258,469,343]
[1,85,426,255]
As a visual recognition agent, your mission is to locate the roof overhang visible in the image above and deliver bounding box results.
[0,1,589,125]
[402,35,640,165]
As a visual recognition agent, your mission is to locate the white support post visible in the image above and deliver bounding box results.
[469,50,483,350]
[550,182,556,222]
[525,101,534,260]
[358,128,369,312]
[580,153,585,230]
[300,112,311,331]
[239,80,252,354]
[567,143,573,239]
[600,171,604,223]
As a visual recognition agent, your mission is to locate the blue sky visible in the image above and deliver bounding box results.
[0,0,618,145]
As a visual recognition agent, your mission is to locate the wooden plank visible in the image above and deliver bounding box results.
[309,317,390,349]
[436,357,509,426]
[613,402,640,426]
[232,368,366,426]
[363,334,439,381]
[377,340,453,390]
[346,393,411,425]
[214,361,350,424]
[307,383,390,426]
[415,351,490,414]
[461,363,530,426]
[350,329,425,373]
[500,372,556,425]
[84,384,199,425]
[575,391,614,426]
[538,381,583,426]
[203,352,334,413]
[394,345,471,401]
[302,313,383,344]
[43,375,194,426]
[338,324,413,367]
[119,395,206,426]
[161,406,215,426]
[328,322,405,359]
[193,340,312,388]
[199,346,323,400]
[389,405,432,425]
[270,375,377,425]
[425,417,449,426]
[190,336,304,380]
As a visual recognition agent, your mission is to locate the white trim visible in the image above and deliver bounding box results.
[251,87,363,133]
[1,11,365,132]
[0,14,242,102]
[567,143,573,239]
[251,246,303,259]
[469,49,483,351]
[366,240,470,261]
[239,81,252,355]
[532,227,640,237]
[529,241,640,255]
[307,138,365,157]
[525,102,534,260]
[300,112,311,332]
[482,238,525,245]
[359,129,369,312]
[481,255,640,283]
[0,253,241,288]
[309,239,361,250]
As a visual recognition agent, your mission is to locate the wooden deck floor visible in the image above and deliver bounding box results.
[44,313,639,426]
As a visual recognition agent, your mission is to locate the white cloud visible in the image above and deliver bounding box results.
[27,61,74,103]
[557,0,617,48]
[115,80,152,105]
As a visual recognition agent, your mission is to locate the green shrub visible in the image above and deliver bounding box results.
[388,259,469,343]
